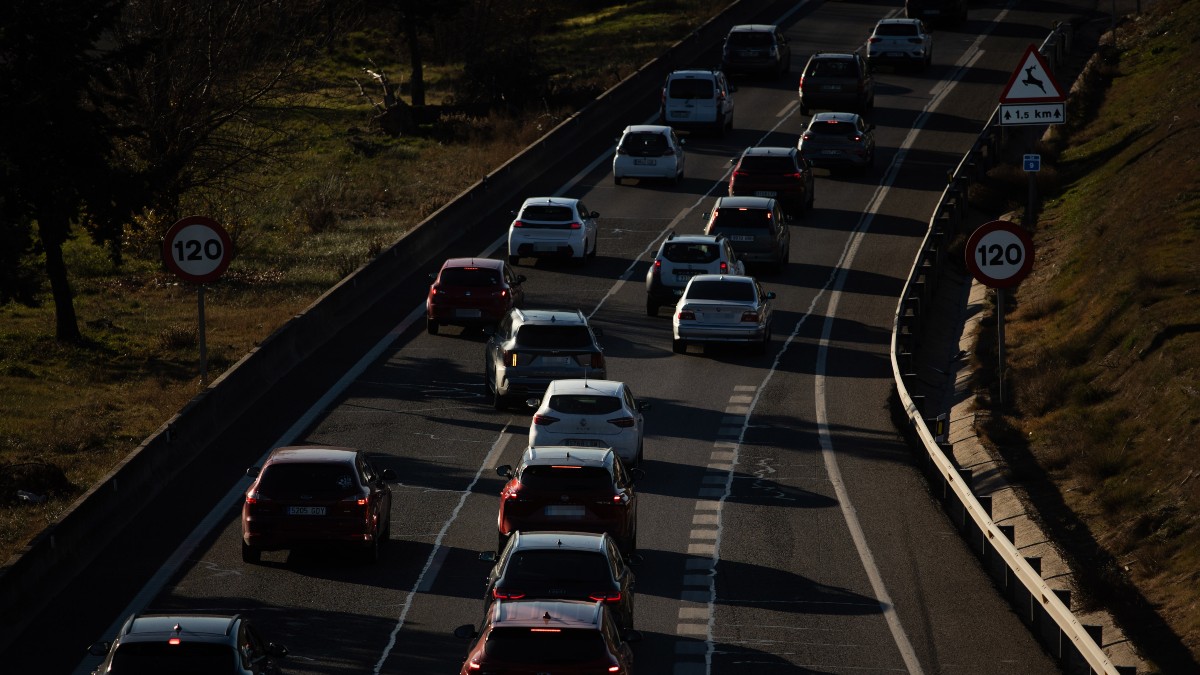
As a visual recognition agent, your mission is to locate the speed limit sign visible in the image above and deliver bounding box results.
[162,215,233,283]
[964,220,1035,288]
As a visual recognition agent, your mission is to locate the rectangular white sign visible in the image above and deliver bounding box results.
[1000,103,1065,126]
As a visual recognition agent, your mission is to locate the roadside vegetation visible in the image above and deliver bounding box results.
[969,0,1199,667]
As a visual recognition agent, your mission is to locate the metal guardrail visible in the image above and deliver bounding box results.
[888,22,1133,675]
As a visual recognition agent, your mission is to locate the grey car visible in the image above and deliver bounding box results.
[672,274,776,355]
[798,112,877,176]
[798,51,875,116]
[702,196,790,273]
[484,308,606,410]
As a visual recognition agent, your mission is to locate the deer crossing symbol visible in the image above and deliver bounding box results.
[1022,66,1046,94]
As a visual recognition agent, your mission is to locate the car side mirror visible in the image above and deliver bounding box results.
[637,401,651,412]
[630,467,646,483]
[622,629,644,643]
[246,466,261,479]
[592,326,604,337]
[516,274,527,283]
[479,550,497,563]
[496,465,513,478]
[267,642,289,658]
[379,468,397,481]
[590,211,600,219]
[525,397,541,409]
[765,291,777,300]
[453,625,478,640]
[88,642,111,657]
[482,326,497,337]
[626,552,644,566]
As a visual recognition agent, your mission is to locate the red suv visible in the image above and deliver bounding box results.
[728,146,815,219]
[426,257,525,335]
[495,447,640,555]
[241,446,395,564]
[453,599,641,675]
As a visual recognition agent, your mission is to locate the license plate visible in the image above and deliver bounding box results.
[754,191,777,197]
[675,274,694,282]
[545,505,585,517]
[287,506,326,516]
[634,158,657,165]
[730,235,753,242]
[534,243,559,252]
[564,438,607,447]
[455,309,481,318]
[537,356,573,366]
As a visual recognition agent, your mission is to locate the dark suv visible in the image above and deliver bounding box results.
[721,23,791,78]
[703,196,791,272]
[88,612,288,675]
[484,308,606,410]
[728,146,815,219]
[798,52,875,116]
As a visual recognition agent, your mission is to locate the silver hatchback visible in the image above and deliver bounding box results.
[797,112,877,176]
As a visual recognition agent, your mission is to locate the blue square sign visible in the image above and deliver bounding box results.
[1023,154,1041,172]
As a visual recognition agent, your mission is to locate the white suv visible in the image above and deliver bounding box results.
[508,197,599,266]
[645,232,744,316]
[659,69,735,136]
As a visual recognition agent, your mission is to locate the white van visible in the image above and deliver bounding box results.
[659,69,735,136]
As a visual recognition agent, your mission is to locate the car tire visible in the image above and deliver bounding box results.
[241,541,260,564]
[635,442,644,467]
[588,237,598,260]
[492,384,506,411]
[426,318,439,335]
[806,186,816,210]
[508,254,520,266]
[613,174,621,185]
[672,338,687,354]
[645,299,658,317]
[363,535,381,564]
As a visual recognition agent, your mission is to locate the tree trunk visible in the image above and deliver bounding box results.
[39,212,82,343]
[405,9,425,107]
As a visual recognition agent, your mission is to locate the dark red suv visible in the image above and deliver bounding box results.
[728,146,815,218]
[495,447,640,555]
[241,446,395,564]
[426,257,525,335]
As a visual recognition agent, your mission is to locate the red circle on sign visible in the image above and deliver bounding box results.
[162,216,233,283]
[964,220,1035,288]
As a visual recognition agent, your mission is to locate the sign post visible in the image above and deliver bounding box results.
[964,220,1036,405]
[999,45,1066,227]
[162,216,233,386]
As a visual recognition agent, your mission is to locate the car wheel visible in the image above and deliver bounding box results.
[646,299,658,317]
[508,255,520,266]
[672,338,687,354]
[492,383,506,410]
[426,318,439,335]
[807,186,815,210]
[636,442,644,467]
[241,541,260,564]
[613,174,621,185]
[755,326,771,355]
[363,535,381,564]
[588,237,598,260]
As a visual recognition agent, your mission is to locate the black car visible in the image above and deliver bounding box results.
[88,612,288,675]
[702,196,791,273]
[798,52,875,116]
[480,531,637,629]
[484,308,606,410]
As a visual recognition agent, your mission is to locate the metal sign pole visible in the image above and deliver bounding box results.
[997,287,1006,405]
[1026,127,1037,225]
[198,285,208,386]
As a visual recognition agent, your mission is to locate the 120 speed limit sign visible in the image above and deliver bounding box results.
[162,215,233,283]
[964,220,1035,288]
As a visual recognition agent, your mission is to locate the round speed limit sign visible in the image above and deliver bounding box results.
[162,215,233,283]
[964,220,1035,288]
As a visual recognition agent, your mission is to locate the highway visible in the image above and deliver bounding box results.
[4,1,1088,673]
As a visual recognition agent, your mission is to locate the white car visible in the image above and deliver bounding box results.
[866,18,933,72]
[508,197,598,266]
[659,69,735,135]
[613,125,686,185]
[672,274,775,355]
[527,379,649,467]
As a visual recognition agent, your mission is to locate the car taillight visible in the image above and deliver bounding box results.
[851,135,863,142]
[786,172,802,179]
[169,637,182,645]
[570,221,582,230]
[245,491,259,505]
[493,588,526,600]
[429,285,439,296]
[467,659,481,671]
[869,37,881,43]
[742,311,760,322]
[797,75,805,90]
[678,309,695,320]
[591,353,605,369]
[503,350,517,367]
[533,414,560,426]
[651,259,662,278]
[607,416,636,428]
[610,492,629,505]
[732,170,747,179]
[801,133,812,142]
[502,484,522,501]
[512,220,525,228]
[608,666,621,673]
[719,261,728,274]
[589,592,622,603]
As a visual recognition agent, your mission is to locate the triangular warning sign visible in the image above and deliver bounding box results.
[999,45,1066,103]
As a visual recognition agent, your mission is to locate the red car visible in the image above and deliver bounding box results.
[453,599,641,675]
[241,446,395,564]
[495,447,640,555]
[426,257,526,335]
[728,146,815,219]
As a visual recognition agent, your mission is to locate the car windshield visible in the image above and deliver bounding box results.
[807,59,853,77]
[519,205,575,226]
[809,121,858,136]
[257,462,358,498]
[107,642,236,674]
[727,31,773,47]
[548,394,623,415]
[738,156,795,173]
[876,23,919,37]
[514,325,594,349]
[520,465,613,491]
[483,627,606,663]
[619,132,669,156]
[663,242,720,263]
[504,550,612,583]
[687,280,756,302]
[710,207,771,228]
[667,78,714,99]
[439,267,499,287]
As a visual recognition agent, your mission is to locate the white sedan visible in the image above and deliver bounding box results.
[527,379,649,467]
[613,124,686,185]
[672,274,775,354]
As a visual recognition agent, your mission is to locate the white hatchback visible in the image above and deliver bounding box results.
[507,197,599,266]
[527,379,649,467]
[613,125,686,185]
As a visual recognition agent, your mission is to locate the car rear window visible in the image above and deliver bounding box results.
[548,394,623,415]
[727,31,773,47]
[737,156,796,173]
[514,325,594,349]
[686,279,756,302]
[257,463,358,497]
[505,550,611,583]
[875,23,919,37]
[710,207,772,228]
[809,121,858,136]
[662,242,720,264]
[108,642,235,674]
[439,267,500,287]
[519,465,613,491]
[484,627,605,663]
[619,132,669,157]
[807,59,854,77]
[519,205,575,224]
[667,78,714,99]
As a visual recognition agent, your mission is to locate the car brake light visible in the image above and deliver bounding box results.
[852,135,863,142]
[533,414,560,426]
[797,75,805,89]
[607,416,636,428]
[786,172,802,179]
[169,637,182,645]
[741,311,760,322]
[245,491,260,505]
[802,133,812,141]
[467,659,481,671]
[429,285,438,296]
[590,353,605,369]
[530,628,561,633]
[732,170,746,179]
[608,666,621,673]
[869,37,881,43]
[719,261,728,274]
[512,220,525,228]
[493,588,526,600]
[570,221,582,230]
[678,309,695,320]
[589,592,622,602]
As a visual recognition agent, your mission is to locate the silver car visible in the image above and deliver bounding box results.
[671,274,775,355]
[797,112,877,176]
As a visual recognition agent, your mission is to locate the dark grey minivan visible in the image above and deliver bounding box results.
[702,196,790,273]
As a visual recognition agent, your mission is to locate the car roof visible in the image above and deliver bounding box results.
[544,379,624,397]
[729,23,778,32]
[666,69,720,79]
[811,111,861,124]
[741,146,796,157]
[489,599,604,627]
[808,51,858,61]
[120,614,238,642]
[520,196,578,209]
[442,257,504,271]
[266,446,358,465]
[715,195,777,209]
[662,233,725,245]
[688,274,755,285]
[520,446,615,468]
[875,18,922,26]
[512,531,609,553]
[512,308,588,325]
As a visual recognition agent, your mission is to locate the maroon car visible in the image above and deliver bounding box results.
[728,146,815,219]
[241,446,395,564]
[426,257,526,335]
[495,447,640,555]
